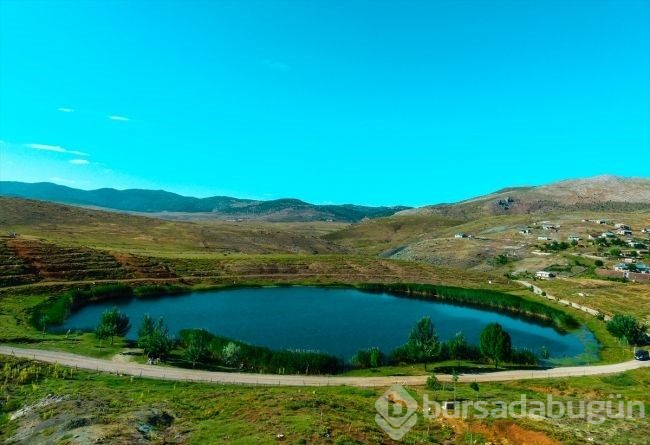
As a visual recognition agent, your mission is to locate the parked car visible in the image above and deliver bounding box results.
[634,349,649,361]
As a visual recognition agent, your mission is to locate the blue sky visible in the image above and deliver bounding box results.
[1,0,649,206]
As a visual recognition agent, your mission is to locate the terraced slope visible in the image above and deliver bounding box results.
[0,237,40,287]
[3,238,175,283]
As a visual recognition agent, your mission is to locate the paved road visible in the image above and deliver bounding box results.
[1,346,648,387]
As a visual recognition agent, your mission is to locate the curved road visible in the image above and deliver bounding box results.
[1,346,648,387]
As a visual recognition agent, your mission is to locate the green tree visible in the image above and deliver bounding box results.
[94,322,111,347]
[222,342,242,367]
[137,314,173,360]
[352,349,371,368]
[39,314,49,336]
[451,369,459,401]
[448,332,468,367]
[539,346,550,360]
[607,315,647,346]
[594,260,604,267]
[425,374,441,391]
[479,323,512,368]
[184,329,211,368]
[95,307,130,345]
[138,313,155,340]
[407,316,440,370]
[609,248,621,257]
[369,347,382,369]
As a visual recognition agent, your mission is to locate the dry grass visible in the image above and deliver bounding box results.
[536,277,650,324]
[0,197,346,255]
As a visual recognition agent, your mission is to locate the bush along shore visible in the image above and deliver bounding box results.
[357,283,579,331]
[177,329,343,375]
[175,316,540,374]
[29,284,188,329]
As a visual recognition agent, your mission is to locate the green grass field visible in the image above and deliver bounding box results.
[1,356,648,444]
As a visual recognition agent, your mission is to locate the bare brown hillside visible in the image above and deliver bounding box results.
[0,197,346,255]
[401,175,650,219]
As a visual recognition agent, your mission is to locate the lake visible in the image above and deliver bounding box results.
[57,286,597,362]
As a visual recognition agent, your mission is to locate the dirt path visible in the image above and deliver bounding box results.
[515,279,611,321]
[110,349,141,363]
[1,346,647,387]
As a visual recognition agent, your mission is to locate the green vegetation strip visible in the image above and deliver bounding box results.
[357,283,580,331]
[29,284,188,329]
[30,282,579,335]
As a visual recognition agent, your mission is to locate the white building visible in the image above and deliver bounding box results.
[535,271,555,279]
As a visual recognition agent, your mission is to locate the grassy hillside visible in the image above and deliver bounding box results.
[1,356,648,444]
[401,175,650,220]
[323,214,465,254]
[328,207,650,269]
[0,197,346,255]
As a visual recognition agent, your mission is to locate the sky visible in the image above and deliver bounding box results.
[0,0,649,207]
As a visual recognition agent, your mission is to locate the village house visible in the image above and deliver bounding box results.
[596,219,607,224]
[614,263,629,271]
[588,233,600,240]
[537,236,552,241]
[616,229,633,237]
[601,231,615,238]
[519,228,532,234]
[535,270,555,279]
[568,235,581,242]
[541,223,557,231]
[454,233,467,239]
[642,228,650,234]
[614,223,631,230]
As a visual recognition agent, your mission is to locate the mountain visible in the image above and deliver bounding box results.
[398,175,650,219]
[0,181,409,222]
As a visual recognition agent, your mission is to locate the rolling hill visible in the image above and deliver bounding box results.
[0,181,409,222]
[0,197,347,255]
[324,176,650,266]
[399,175,650,219]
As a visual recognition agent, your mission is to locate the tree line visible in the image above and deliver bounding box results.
[92,308,539,374]
[353,316,538,371]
